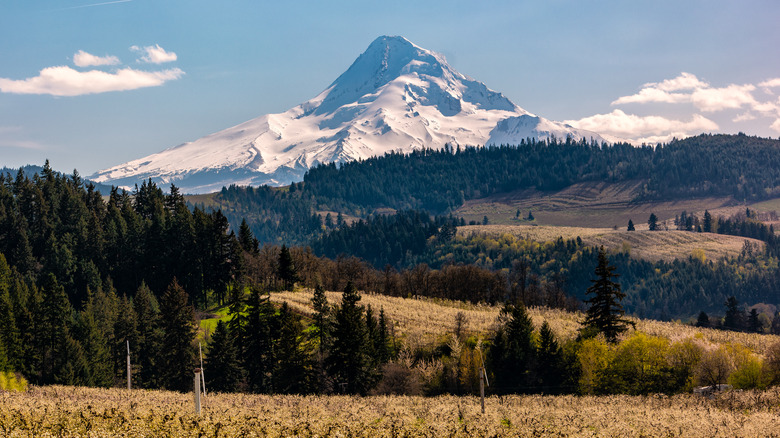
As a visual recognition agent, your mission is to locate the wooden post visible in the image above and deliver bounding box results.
[194,368,202,415]
[126,340,131,391]
[479,365,485,414]
[199,342,206,396]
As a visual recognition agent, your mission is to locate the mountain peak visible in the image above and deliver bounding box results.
[92,36,612,193]
[312,35,446,115]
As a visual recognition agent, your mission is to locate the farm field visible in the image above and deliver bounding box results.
[456,225,764,262]
[454,180,740,228]
[2,385,780,437]
[271,291,780,356]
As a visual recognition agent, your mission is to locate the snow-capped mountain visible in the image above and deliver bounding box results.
[485,115,608,146]
[92,36,609,193]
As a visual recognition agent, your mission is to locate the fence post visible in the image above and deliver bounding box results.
[480,365,485,414]
[199,342,206,396]
[194,368,202,415]
[126,340,131,391]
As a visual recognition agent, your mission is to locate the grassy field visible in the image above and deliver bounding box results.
[456,224,764,262]
[271,290,780,356]
[2,385,779,437]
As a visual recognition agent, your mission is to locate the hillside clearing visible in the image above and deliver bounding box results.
[271,291,779,356]
[455,225,763,263]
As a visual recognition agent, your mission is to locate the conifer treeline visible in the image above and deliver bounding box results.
[0,163,242,308]
[214,134,780,244]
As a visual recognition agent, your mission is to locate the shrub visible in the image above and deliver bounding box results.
[0,371,28,392]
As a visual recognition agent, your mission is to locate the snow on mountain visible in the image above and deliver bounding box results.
[485,115,609,146]
[91,36,610,194]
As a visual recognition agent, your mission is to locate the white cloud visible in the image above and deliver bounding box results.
[612,88,689,105]
[771,119,780,134]
[613,73,760,112]
[609,72,780,136]
[690,84,757,112]
[131,44,177,64]
[733,112,757,122]
[759,78,780,88]
[73,50,120,67]
[647,72,709,92]
[566,109,718,140]
[0,66,184,96]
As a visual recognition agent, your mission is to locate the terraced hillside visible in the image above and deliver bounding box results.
[454,180,743,228]
[455,225,764,262]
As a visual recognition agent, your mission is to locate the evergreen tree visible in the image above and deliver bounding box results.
[133,282,162,388]
[627,219,635,231]
[274,302,311,393]
[536,320,564,394]
[0,255,21,372]
[375,307,391,364]
[55,332,91,386]
[490,302,536,394]
[206,320,242,393]
[74,304,113,387]
[703,210,713,233]
[747,309,762,333]
[244,285,276,393]
[695,311,710,328]
[647,213,659,231]
[238,218,259,255]
[582,247,633,343]
[277,245,298,290]
[723,296,744,331]
[35,274,73,384]
[311,283,331,392]
[311,283,330,350]
[527,211,534,221]
[158,278,196,392]
[226,282,248,373]
[113,294,138,385]
[327,281,373,394]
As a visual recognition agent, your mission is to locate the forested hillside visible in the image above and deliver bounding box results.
[210,134,780,245]
[1,163,780,399]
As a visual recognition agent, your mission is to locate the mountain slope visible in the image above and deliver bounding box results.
[91,36,608,194]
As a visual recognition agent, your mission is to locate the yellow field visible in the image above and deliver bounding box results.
[456,224,763,262]
[272,291,780,356]
[2,385,779,437]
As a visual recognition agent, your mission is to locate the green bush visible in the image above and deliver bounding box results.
[0,371,28,392]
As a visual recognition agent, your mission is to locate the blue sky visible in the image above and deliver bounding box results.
[1,0,779,174]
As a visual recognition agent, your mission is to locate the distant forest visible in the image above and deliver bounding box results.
[210,134,780,245]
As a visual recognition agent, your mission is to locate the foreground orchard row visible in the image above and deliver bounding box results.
[1,385,779,437]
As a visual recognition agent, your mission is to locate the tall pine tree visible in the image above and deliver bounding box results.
[158,278,196,392]
[582,247,633,343]
[327,281,373,394]
[206,320,242,393]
